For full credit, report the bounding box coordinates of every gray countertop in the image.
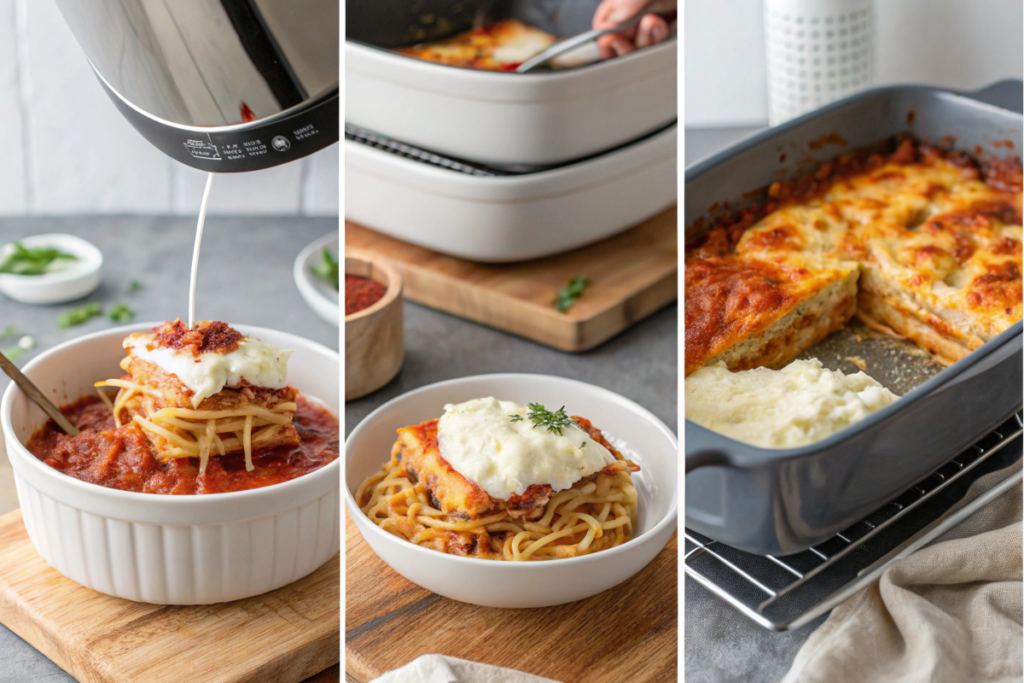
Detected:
[683,126,825,683]
[345,303,678,437]
[0,215,337,683]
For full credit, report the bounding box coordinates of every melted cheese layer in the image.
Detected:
[437,398,615,501]
[686,359,899,448]
[124,333,292,408]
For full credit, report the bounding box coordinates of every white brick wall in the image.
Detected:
[0,0,338,216]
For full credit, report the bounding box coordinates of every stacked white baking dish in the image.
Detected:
[344,1,678,263]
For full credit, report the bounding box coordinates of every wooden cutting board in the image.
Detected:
[0,509,340,683]
[345,208,678,352]
[345,512,678,682]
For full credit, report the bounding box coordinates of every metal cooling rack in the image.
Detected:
[345,120,679,177]
[344,124,503,176]
[685,410,1024,631]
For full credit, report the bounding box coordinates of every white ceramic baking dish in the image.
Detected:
[345,124,677,262]
[1,323,340,605]
[345,38,677,166]
[346,373,678,608]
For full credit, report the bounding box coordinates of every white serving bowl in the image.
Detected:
[345,373,678,608]
[294,232,340,327]
[1,323,340,605]
[0,233,103,304]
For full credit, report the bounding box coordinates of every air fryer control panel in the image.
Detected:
[100,82,339,173]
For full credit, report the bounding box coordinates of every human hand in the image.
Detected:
[593,0,675,59]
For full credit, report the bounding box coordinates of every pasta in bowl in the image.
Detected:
[346,374,677,608]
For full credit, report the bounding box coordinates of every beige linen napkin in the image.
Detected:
[370,655,561,683]
[783,466,1023,683]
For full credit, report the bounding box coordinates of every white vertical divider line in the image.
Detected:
[337,0,346,655]
[676,3,685,681]
[13,0,36,213]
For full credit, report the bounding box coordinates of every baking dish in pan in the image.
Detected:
[685,80,1023,556]
[345,123,677,263]
[346,0,676,166]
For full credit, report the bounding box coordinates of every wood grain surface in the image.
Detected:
[0,509,340,683]
[344,250,405,401]
[345,207,678,352]
[345,512,678,682]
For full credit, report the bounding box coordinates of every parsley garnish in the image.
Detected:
[554,276,587,312]
[509,403,577,436]
[57,302,102,329]
[310,248,339,290]
[129,280,142,291]
[108,303,134,324]
[0,327,35,361]
[0,242,77,276]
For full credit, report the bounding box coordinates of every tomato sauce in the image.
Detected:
[345,274,386,316]
[27,395,339,495]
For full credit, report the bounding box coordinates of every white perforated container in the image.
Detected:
[763,0,874,125]
[1,324,340,605]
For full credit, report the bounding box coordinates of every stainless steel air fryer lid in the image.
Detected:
[55,0,339,172]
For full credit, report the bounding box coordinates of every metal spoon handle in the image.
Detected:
[0,351,79,436]
[516,0,668,73]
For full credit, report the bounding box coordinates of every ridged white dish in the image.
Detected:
[345,373,678,608]
[1,323,340,605]
[345,124,677,263]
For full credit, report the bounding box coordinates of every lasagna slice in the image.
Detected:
[394,416,634,521]
[396,20,555,71]
[687,139,1022,372]
[99,321,299,472]
[684,252,859,376]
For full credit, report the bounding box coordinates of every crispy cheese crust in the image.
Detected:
[395,20,555,71]
[686,137,1023,373]
[396,416,628,520]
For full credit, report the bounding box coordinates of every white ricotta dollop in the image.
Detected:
[124,333,292,408]
[685,359,899,449]
[437,397,616,501]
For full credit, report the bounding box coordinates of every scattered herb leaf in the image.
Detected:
[57,302,102,329]
[129,280,142,292]
[108,303,134,324]
[510,403,577,436]
[310,248,339,290]
[581,442,586,448]
[0,242,77,276]
[0,326,16,343]
[1,335,35,362]
[554,276,588,312]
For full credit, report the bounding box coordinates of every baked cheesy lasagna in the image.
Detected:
[395,20,556,71]
[28,321,339,494]
[357,398,640,561]
[686,136,1023,376]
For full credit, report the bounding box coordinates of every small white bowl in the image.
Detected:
[294,233,340,327]
[0,233,103,304]
[1,323,340,605]
[345,373,678,608]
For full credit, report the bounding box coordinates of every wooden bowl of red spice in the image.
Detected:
[345,249,404,401]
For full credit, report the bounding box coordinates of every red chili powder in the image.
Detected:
[345,275,386,316]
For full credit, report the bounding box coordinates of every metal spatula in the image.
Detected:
[516,0,671,73]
